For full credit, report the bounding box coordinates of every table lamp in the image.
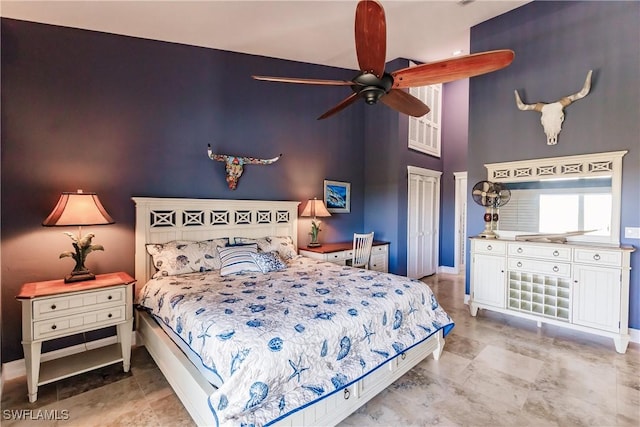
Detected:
[42,189,114,283]
[300,197,331,247]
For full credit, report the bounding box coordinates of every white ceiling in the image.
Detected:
[0,0,530,70]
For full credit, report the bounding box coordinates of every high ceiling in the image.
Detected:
[1,0,530,70]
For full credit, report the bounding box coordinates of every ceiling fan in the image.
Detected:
[252,0,515,120]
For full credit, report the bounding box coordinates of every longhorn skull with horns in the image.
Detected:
[515,70,592,145]
[207,145,282,190]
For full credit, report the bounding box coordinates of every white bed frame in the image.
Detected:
[133,197,445,426]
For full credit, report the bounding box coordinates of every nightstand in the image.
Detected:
[16,272,135,402]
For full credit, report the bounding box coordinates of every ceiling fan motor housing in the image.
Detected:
[352,73,393,104]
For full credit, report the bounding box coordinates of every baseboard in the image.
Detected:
[438,266,459,275]
[1,335,137,383]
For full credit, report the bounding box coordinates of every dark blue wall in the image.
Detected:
[467,1,640,329]
[1,19,369,362]
[440,79,469,268]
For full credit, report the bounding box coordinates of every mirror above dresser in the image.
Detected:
[485,151,627,245]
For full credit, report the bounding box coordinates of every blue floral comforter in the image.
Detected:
[137,256,454,426]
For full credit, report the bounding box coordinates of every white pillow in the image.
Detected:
[218,244,261,276]
[146,238,228,278]
[234,236,298,260]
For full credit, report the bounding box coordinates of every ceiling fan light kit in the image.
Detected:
[252,0,514,120]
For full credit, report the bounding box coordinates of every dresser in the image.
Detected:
[469,238,634,353]
[17,272,135,402]
[299,241,389,272]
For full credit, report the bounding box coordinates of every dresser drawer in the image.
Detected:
[33,305,126,340]
[473,240,506,255]
[508,243,571,261]
[508,258,571,278]
[574,248,622,267]
[33,287,126,320]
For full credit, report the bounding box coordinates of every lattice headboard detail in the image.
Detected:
[485,150,627,183]
[132,197,300,284]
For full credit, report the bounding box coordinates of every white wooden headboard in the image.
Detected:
[132,197,300,284]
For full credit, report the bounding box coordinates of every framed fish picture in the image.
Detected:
[323,180,350,213]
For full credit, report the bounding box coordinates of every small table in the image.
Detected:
[299,241,389,272]
[16,272,135,402]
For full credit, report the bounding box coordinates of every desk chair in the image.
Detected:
[352,232,374,269]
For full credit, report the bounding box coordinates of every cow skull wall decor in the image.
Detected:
[207,145,281,190]
[514,70,592,145]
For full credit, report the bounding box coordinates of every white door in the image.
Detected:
[454,172,467,273]
[407,166,441,279]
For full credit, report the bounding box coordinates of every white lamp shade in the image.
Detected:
[42,190,114,226]
[300,198,331,218]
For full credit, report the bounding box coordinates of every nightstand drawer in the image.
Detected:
[33,305,126,340]
[33,287,126,320]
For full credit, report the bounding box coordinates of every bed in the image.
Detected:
[133,197,454,426]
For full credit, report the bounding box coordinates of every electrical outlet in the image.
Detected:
[624,227,640,239]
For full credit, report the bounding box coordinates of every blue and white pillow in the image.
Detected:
[146,238,229,278]
[219,244,261,276]
[251,251,287,273]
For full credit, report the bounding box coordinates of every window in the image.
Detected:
[538,192,611,236]
[408,62,441,157]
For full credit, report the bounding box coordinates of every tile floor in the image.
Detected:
[2,273,638,426]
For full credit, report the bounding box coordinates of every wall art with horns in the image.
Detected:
[514,70,592,145]
[207,145,282,190]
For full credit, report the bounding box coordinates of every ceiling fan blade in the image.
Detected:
[252,76,355,86]
[380,89,430,117]
[355,0,387,78]
[318,93,360,120]
[391,50,515,88]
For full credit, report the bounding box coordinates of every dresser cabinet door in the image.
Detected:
[471,253,506,309]
[573,264,621,332]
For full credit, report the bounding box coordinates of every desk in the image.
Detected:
[299,241,389,272]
